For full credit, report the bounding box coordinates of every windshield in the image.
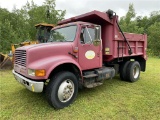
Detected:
[48,25,77,42]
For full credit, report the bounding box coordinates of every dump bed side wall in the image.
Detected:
[102,18,147,62]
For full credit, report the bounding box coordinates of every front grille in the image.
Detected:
[15,50,26,67]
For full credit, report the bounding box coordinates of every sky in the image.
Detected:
[0,0,159,18]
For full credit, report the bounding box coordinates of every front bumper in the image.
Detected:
[12,70,44,92]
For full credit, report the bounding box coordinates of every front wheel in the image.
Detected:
[46,71,78,109]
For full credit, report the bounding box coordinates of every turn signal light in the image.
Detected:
[73,47,78,53]
[35,70,46,77]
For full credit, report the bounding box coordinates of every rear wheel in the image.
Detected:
[46,71,78,109]
[119,61,130,81]
[126,61,141,82]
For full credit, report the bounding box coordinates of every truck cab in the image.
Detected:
[13,10,147,109]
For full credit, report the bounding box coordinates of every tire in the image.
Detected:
[46,71,78,109]
[126,61,141,82]
[119,61,130,81]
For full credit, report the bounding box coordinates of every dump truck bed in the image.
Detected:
[58,10,147,62]
[103,32,147,62]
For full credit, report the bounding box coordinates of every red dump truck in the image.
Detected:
[13,10,147,109]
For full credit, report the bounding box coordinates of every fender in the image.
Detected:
[28,55,82,79]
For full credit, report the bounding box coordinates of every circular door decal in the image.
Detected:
[85,50,95,59]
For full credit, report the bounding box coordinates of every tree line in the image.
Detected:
[0,1,159,57]
[0,0,65,53]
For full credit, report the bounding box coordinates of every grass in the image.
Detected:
[0,57,160,120]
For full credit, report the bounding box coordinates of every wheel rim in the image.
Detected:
[133,65,140,79]
[58,79,74,103]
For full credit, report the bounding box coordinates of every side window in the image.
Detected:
[80,27,95,44]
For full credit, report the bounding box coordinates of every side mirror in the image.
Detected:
[93,26,101,46]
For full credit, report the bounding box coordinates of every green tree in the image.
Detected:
[136,11,160,56]
[136,16,149,33]
[0,19,19,53]
[0,8,21,52]
[136,10,160,34]
[148,22,160,57]
[119,4,144,33]
[21,0,66,40]
[0,0,66,53]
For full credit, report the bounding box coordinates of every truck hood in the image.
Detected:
[16,42,73,67]
[17,42,71,51]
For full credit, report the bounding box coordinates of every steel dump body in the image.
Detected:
[58,10,147,62]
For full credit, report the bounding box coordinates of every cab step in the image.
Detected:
[84,82,103,88]
[83,73,98,78]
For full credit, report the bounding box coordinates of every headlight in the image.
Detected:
[28,69,46,77]
[28,69,35,76]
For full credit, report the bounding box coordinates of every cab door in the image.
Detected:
[78,25,102,70]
